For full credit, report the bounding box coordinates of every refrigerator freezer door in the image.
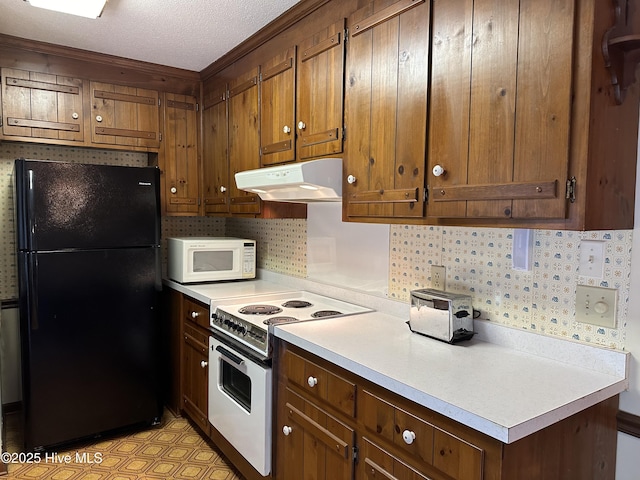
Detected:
[14,159,160,251]
[19,247,161,450]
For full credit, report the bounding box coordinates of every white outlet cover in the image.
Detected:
[575,285,617,328]
[578,240,605,278]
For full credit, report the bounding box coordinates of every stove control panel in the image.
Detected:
[211,309,268,356]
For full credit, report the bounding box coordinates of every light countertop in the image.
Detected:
[164,272,629,444]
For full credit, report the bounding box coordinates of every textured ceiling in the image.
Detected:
[0,0,300,71]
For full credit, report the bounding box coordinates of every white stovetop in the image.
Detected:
[164,272,629,444]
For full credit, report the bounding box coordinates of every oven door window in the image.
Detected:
[193,250,234,272]
[220,360,252,412]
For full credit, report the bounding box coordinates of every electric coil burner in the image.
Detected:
[210,291,373,358]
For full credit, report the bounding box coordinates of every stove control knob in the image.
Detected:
[238,325,247,335]
[307,376,318,388]
[402,430,416,445]
[282,425,292,436]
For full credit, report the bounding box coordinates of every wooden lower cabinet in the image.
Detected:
[180,297,210,436]
[274,341,619,480]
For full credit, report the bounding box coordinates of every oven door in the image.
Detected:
[208,335,272,476]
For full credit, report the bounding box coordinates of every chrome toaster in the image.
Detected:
[408,289,475,344]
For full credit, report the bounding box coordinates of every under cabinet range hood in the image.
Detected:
[234,158,342,202]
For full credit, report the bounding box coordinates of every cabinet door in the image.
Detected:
[90,81,160,148]
[345,0,430,220]
[279,388,355,480]
[163,93,199,215]
[202,84,230,214]
[297,19,345,160]
[1,68,83,142]
[428,0,574,220]
[228,68,261,215]
[182,322,209,434]
[260,47,296,166]
[361,437,433,480]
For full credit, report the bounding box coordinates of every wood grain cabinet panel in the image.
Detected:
[426,0,595,226]
[228,67,261,215]
[1,68,83,142]
[279,387,355,480]
[260,47,296,166]
[202,83,230,215]
[344,0,430,221]
[90,81,160,148]
[181,297,210,436]
[162,92,199,215]
[361,437,433,480]
[296,19,345,160]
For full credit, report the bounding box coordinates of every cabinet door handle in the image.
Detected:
[347,174,357,184]
[170,187,177,194]
[307,376,318,388]
[298,120,306,130]
[200,360,208,368]
[432,164,445,177]
[191,311,199,319]
[220,186,227,193]
[283,125,291,134]
[402,429,416,445]
[282,425,292,436]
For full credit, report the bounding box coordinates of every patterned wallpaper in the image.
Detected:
[0,143,633,349]
[388,226,631,349]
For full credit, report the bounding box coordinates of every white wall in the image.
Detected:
[615,117,640,479]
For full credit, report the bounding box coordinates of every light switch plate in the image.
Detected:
[431,265,446,290]
[578,240,605,278]
[575,285,617,328]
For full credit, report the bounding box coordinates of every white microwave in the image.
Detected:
[167,237,256,283]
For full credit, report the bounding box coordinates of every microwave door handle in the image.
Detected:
[215,345,245,366]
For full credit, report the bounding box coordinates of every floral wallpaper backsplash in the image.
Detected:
[387,225,632,349]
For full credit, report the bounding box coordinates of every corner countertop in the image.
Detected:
[163,271,629,445]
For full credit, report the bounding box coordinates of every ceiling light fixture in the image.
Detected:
[26,0,108,18]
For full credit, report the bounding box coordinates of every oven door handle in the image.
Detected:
[215,345,245,366]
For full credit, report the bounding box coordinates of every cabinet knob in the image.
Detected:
[307,376,318,388]
[297,121,306,130]
[282,425,292,436]
[220,186,227,193]
[95,115,103,123]
[347,174,357,184]
[72,112,79,120]
[402,430,416,445]
[170,187,177,194]
[432,164,445,177]
[283,125,291,134]
[191,311,199,319]
[200,360,208,368]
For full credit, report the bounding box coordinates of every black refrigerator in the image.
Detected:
[14,158,163,451]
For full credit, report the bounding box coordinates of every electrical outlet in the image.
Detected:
[431,265,446,291]
[575,285,617,328]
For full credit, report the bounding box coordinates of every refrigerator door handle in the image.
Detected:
[26,169,37,250]
[27,253,39,330]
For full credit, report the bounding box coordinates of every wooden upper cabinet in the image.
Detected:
[297,19,346,160]
[260,47,296,166]
[344,0,430,221]
[428,0,574,220]
[202,83,230,215]
[162,92,199,215]
[90,81,160,149]
[228,67,261,215]
[1,68,83,142]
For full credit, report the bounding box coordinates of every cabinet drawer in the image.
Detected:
[183,323,208,352]
[432,428,483,480]
[184,297,209,329]
[362,437,433,480]
[285,350,356,417]
[362,390,434,466]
